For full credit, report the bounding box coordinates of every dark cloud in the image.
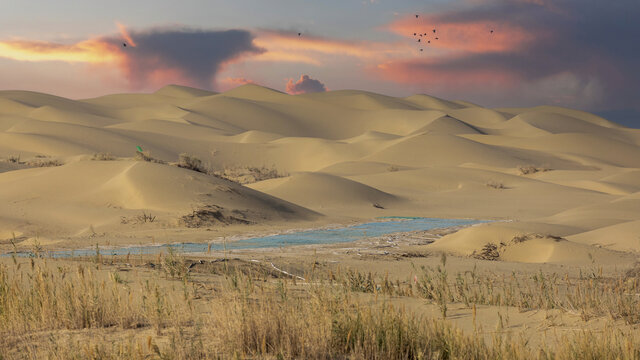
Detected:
[107,28,264,90]
[285,75,327,94]
[388,0,640,110]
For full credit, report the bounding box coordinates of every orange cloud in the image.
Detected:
[285,74,327,94]
[0,39,122,63]
[116,22,137,47]
[217,76,258,91]
[220,77,256,86]
[0,27,262,91]
[252,31,411,65]
[387,15,537,53]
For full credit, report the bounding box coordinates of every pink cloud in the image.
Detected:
[386,14,538,54]
[285,75,327,94]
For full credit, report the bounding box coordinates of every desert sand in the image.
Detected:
[2,84,640,358]
[1,84,639,266]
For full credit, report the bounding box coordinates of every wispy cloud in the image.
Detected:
[252,30,411,65]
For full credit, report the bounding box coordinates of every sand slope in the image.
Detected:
[0,84,638,265]
[0,160,316,245]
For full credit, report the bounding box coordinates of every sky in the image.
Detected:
[0,0,639,125]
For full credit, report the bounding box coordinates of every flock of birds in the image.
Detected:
[412,14,437,52]
[411,14,494,53]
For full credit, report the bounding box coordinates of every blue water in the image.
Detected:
[4,217,484,258]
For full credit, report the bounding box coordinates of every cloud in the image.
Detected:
[386,14,536,54]
[0,26,264,90]
[285,75,327,94]
[252,30,411,65]
[106,27,264,89]
[217,76,258,91]
[116,22,137,47]
[0,39,120,63]
[376,0,640,110]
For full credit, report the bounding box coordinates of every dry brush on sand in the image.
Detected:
[2,253,640,359]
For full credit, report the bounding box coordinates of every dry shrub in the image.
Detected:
[91,152,116,161]
[135,150,165,164]
[485,180,506,189]
[180,206,251,228]
[518,164,550,175]
[120,211,156,225]
[26,159,63,168]
[214,165,287,184]
[177,153,206,173]
[474,243,500,260]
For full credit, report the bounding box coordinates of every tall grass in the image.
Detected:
[1,256,640,359]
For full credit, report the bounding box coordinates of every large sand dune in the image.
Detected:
[0,84,638,265]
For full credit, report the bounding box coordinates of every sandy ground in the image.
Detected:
[0,83,639,269]
[1,84,639,356]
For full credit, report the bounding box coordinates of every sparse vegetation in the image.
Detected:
[120,211,156,224]
[214,165,288,184]
[471,233,564,260]
[26,158,63,167]
[1,155,63,167]
[3,254,640,359]
[474,242,500,260]
[2,253,640,359]
[135,150,166,164]
[485,180,506,189]
[91,152,116,161]
[180,205,251,227]
[518,164,550,175]
[176,153,206,173]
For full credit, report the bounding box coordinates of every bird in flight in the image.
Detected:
[490,29,494,34]
[122,43,127,47]
[415,14,419,18]
[298,32,301,36]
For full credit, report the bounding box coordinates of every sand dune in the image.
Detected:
[248,172,400,216]
[0,84,638,266]
[0,160,316,244]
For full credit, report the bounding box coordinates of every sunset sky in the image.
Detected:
[1,0,638,124]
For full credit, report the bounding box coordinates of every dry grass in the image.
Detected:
[91,152,116,161]
[485,180,506,189]
[120,212,156,225]
[25,159,63,168]
[5,155,21,163]
[134,150,166,164]
[518,164,550,175]
[176,153,206,173]
[0,155,62,168]
[213,165,287,184]
[2,254,640,359]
